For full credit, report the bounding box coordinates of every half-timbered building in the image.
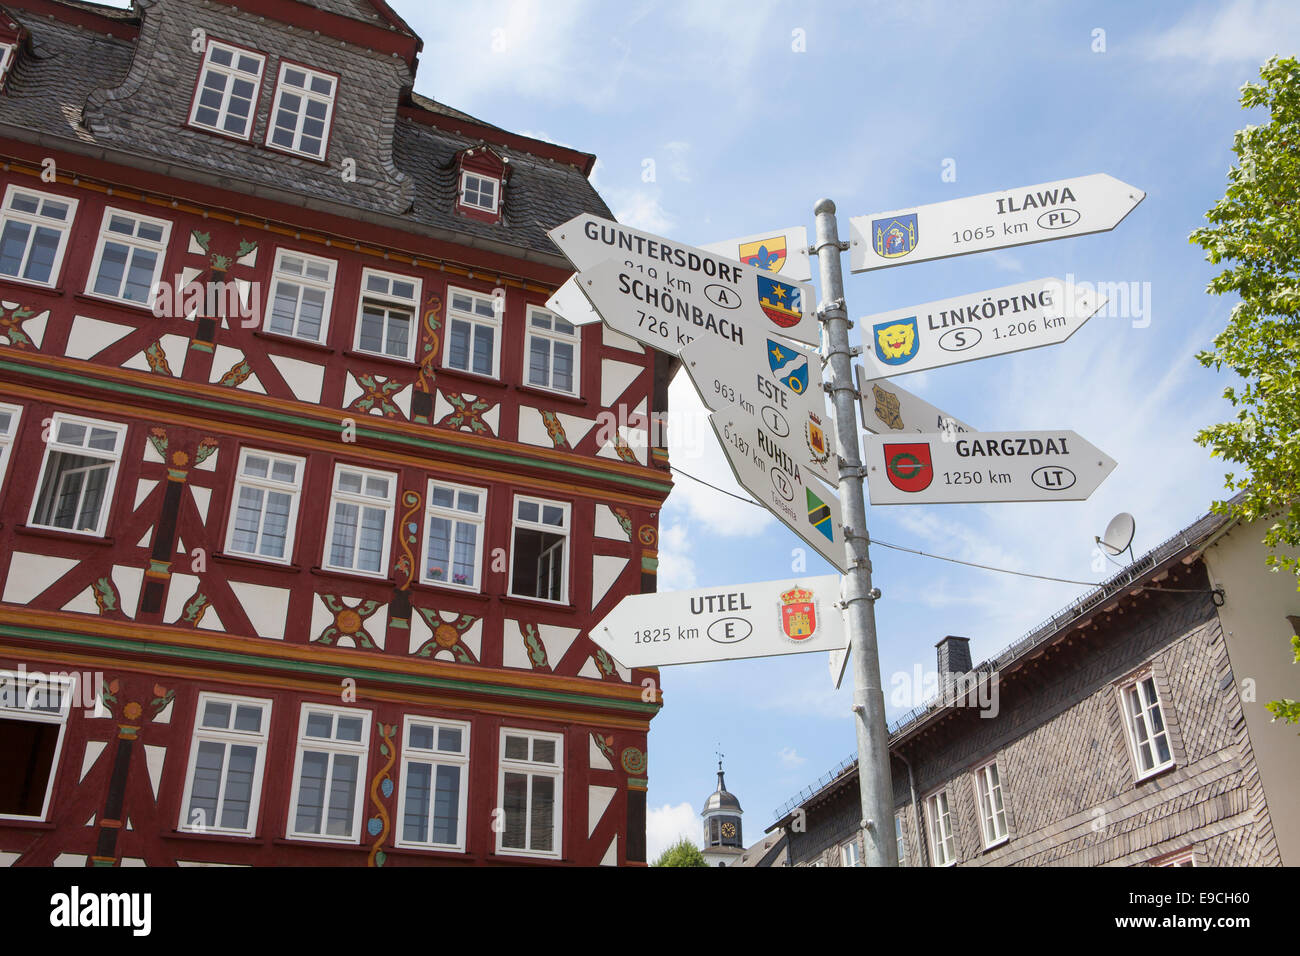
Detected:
[0,0,670,866]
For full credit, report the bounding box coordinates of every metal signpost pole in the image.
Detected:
[812,198,897,867]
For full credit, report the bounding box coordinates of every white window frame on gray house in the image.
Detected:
[459,171,498,212]
[396,716,471,853]
[974,759,1009,849]
[322,463,395,578]
[354,268,420,363]
[286,703,371,844]
[265,61,337,160]
[524,305,580,396]
[925,789,957,867]
[224,448,305,564]
[0,671,73,822]
[443,287,501,379]
[189,39,265,140]
[496,727,563,860]
[1119,671,1176,780]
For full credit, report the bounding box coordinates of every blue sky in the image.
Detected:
[91,0,1296,857]
[397,0,1300,858]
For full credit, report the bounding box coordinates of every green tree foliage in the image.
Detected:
[1191,56,1300,726]
[652,837,709,867]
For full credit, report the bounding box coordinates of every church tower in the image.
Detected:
[701,759,744,867]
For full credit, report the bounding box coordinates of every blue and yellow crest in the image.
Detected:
[767,339,809,394]
[872,213,918,259]
[873,316,920,366]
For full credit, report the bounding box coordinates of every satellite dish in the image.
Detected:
[1096,512,1136,559]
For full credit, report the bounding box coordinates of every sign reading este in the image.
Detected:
[682,333,838,484]
[591,574,846,668]
[848,174,1146,273]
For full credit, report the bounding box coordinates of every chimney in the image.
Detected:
[935,635,972,683]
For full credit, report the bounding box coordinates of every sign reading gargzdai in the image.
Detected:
[710,410,849,573]
[857,278,1106,379]
[848,173,1145,273]
[864,430,1117,505]
[682,332,838,484]
[700,226,812,282]
[549,213,822,349]
[855,365,975,437]
[591,575,845,668]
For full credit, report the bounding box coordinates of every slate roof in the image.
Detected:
[0,0,611,264]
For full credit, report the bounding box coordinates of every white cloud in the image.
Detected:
[777,746,806,768]
[609,189,675,234]
[664,371,773,538]
[663,141,692,183]
[1146,0,1300,64]
[646,801,701,862]
[658,523,699,591]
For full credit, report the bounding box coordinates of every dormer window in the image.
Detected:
[266,62,337,160]
[0,42,16,87]
[190,39,265,140]
[459,171,498,213]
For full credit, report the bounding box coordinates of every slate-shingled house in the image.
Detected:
[767,501,1298,867]
[0,0,671,866]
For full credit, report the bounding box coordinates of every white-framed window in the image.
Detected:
[397,717,470,852]
[444,287,501,379]
[178,693,272,837]
[459,171,498,212]
[189,39,265,140]
[422,480,486,590]
[355,269,420,362]
[266,62,337,160]
[323,464,395,577]
[287,703,370,843]
[0,670,73,821]
[0,185,77,287]
[895,813,907,866]
[86,207,172,307]
[525,306,579,396]
[974,760,1009,848]
[840,840,861,867]
[28,413,126,537]
[265,248,335,343]
[496,728,563,859]
[0,42,16,81]
[225,448,305,563]
[925,790,957,867]
[1156,849,1196,867]
[0,402,21,493]
[1120,673,1175,779]
[508,495,570,603]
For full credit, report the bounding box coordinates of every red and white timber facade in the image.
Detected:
[0,0,670,866]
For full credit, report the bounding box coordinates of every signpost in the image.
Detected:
[857,278,1107,379]
[863,429,1117,505]
[591,575,845,668]
[848,173,1145,273]
[709,410,848,574]
[855,366,975,436]
[681,332,839,485]
[550,213,822,349]
[545,275,603,326]
[701,226,812,282]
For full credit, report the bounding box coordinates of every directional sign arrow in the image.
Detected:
[855,365,975,437]
[549,213,822,349]
[857,278,1106,379]
[709,410,849,573]
[682,333,839,485]
[700,226,812,282]
[849,173,1145,272]
[591,575,846,668]
[864,430,1117,505]
[544,275,602,326]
